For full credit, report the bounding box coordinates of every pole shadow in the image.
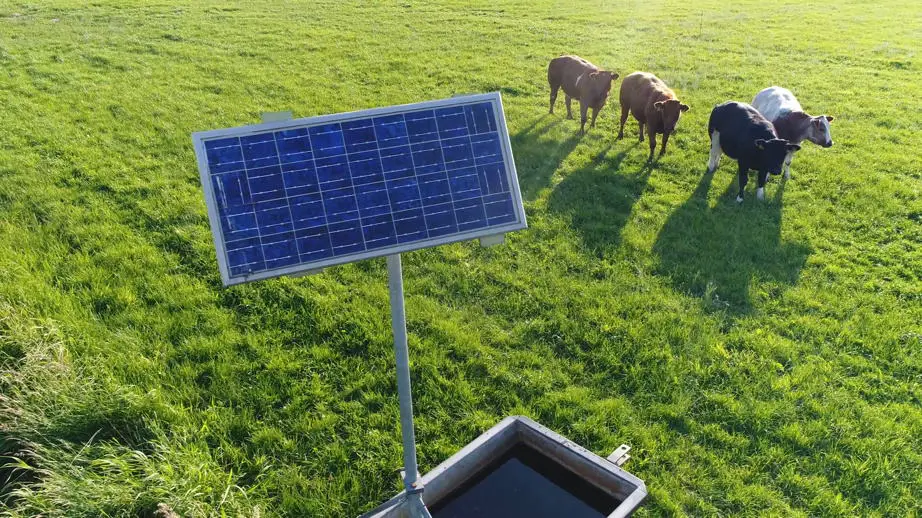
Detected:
[545,142,648,254]
[510,113,584,201]
[652,170,811,314]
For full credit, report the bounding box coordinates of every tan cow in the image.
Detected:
[617,72,689,160]
[547,55,619,134]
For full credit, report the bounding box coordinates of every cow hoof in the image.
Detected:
[736,195,744,204]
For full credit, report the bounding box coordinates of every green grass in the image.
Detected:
[1,0,921,516]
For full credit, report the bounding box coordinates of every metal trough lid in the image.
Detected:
[362,415,648,518]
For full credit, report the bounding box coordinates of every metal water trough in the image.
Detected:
[362,416,647,517]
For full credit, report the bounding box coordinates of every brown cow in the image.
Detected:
[617,72,689,160]
[547,55,619,134]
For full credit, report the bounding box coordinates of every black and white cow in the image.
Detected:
[706,101,801,203]
[752,86,834,178]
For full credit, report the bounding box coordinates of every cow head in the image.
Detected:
[755,138,801,175]
[588,70,619,99]
[653,99,690,134]
[808,115,834,147]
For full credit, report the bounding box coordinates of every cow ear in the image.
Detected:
[653,101,665,111]
[787,143,802,152]
[825,115,834,122]
[679,103,690,112]
[754,139,766,150]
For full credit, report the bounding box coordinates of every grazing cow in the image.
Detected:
[617,72,689,160]
[707,102,801,203]
[548,55,619,134]
[752,86,834,178]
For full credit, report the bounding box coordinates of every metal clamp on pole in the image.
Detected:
[607,444,632,467]
[479,234,505,247]
[260,111,293,123]
[399,469,425,493]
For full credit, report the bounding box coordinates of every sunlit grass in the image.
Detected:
[1,1,921,516]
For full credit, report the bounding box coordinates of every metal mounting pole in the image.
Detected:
[386,254,432,518]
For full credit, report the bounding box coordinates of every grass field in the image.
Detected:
[1,1,921,516]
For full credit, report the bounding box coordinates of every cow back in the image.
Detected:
[709,102,777,159]
[548,55,600,93]
[752,86,803,123]
[620,72,674,111]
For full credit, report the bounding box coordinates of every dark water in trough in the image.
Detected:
[429,444,621,518]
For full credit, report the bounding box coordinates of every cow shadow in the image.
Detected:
[653,170,811,314]
[510,113,583,200]
[545,142,647,254]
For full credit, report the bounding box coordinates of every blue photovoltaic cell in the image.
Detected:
[200,100,521,281]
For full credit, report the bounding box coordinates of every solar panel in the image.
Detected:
[192,92,527,286]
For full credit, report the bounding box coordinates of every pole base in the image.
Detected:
[362,493,432,518]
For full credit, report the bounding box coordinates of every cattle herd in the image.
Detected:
[547,55,835,202]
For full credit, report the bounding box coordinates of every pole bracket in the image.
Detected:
[607,444,632,467]
[260,111,293,123]
[479,234,505,247]
[400,469,425,494]
[289,267,324,278]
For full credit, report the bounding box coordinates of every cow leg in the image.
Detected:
[638,121,645,142]
[565,95,573,119]
[549,84,560,114]
[590,106,599,129]
[756,170,769,200]
[736,164,748,203]
[659,131,670,157]
[647,131,656,161]
[783,150,794,179]
[707,130,721,173]
[579,100,589,134]
[617,104,629,140]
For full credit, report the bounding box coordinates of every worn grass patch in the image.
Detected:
[1,0,921,516]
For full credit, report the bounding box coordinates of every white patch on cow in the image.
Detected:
[785,150,795,179]
[707,130,721,173]
[757,187,765,200]
[574,72,585,89]
[736,195,744,203]
[752,86,802,122]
